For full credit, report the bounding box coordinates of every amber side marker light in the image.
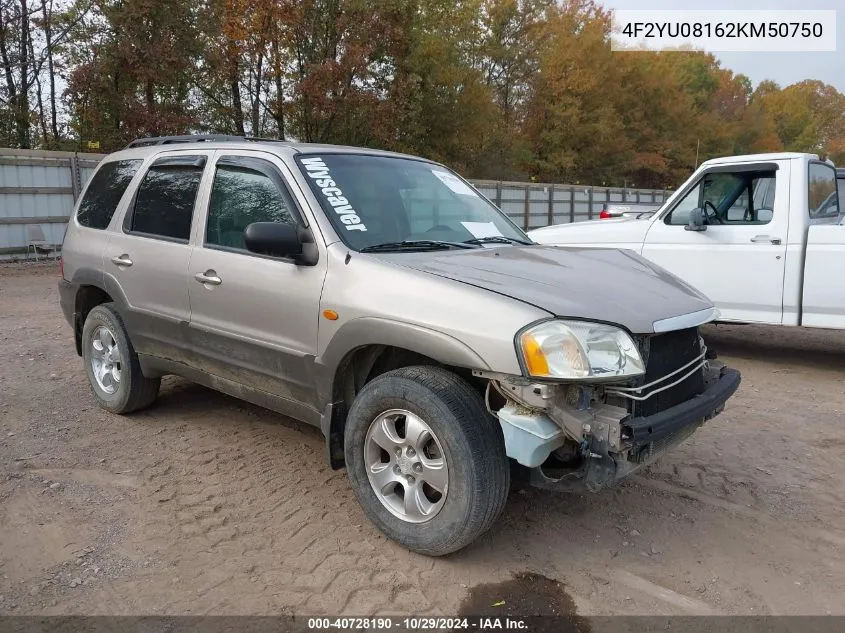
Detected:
[322,309,339,321]
[520,332,550,376]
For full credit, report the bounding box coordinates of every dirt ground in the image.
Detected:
[1,261,844,617]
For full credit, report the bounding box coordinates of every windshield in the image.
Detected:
[295,153,529,250]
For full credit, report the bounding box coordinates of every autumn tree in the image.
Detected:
[65,0,202,148]
[755,80,845,164]
[3,0,844,183]
[521,1,630,184]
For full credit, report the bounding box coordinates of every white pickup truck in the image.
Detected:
[529,153,845,329]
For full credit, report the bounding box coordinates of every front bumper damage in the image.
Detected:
[475,359,741,493]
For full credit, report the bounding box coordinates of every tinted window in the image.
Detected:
[129,157,205,241]
[295,154,527,250]
[206,159,296,250]
[666,171,775,226]
[77,160,141,229]
[809,163,839,220]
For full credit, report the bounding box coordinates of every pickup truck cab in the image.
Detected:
[530,153,844,329]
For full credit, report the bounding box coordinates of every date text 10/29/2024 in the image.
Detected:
[307,617,530,630]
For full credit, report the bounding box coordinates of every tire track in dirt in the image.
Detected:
[127,393,438,614]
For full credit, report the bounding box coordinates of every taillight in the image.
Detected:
[58,257,64,279]
[599,210,611,219]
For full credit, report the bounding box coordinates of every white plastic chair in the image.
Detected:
[26,225,56,260]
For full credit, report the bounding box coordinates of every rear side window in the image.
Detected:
[76,160,142,229]
[127,156,206,241]
[808,162,838,220]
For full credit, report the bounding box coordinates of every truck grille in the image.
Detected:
[631,327,705,417]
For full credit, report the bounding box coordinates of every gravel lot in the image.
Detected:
[1,262,844,616]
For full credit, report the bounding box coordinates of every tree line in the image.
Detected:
[1,0,843,188]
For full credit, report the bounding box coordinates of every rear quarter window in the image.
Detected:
[76,160,142,229]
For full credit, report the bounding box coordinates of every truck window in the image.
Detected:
[665,170,776,226]
[809,163,839,220]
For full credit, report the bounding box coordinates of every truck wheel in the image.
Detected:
[81,303,160,414]
[344,366,510,555]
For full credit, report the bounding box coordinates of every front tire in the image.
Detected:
[81,303,160,414]
[344,366,509,555]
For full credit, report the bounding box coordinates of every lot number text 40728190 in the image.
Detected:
[307,616,530,630]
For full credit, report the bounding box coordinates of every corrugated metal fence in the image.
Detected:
[472,180,670,231]
[0,149,104,257]
[0,148,671,258]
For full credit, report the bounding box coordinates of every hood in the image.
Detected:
[376,246,713,334]
[529,217,653,246]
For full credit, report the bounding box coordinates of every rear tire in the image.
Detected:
[81,303,160,414]
[344,366,509,555]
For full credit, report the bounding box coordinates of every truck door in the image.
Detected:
[642,161,789,324]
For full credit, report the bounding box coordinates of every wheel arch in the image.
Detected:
[317,318,490,469]
[70,269,131,356]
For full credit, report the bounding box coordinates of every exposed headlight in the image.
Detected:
[517,320,645,380]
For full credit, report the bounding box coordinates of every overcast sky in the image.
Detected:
[600,0,844,92]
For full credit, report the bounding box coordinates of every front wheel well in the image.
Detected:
[325,345,483,469]
[74,285,113,355]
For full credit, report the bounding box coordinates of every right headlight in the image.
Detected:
[517,319,645,380]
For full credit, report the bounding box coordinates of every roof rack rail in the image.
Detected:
[124,134,287,149]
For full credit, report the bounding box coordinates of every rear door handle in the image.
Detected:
[194,270,222,286]
[750,235,781,245]
[111,254,133,267]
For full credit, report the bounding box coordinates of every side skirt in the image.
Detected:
[137,354,323,429]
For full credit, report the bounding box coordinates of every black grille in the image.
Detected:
[632,327,704,417]
[628,422,699,464]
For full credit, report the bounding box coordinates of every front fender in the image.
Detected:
[314,316,490,406]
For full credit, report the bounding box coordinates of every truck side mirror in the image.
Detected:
[685,208,707,232]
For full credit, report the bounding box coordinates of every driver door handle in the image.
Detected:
[750,235,781,245]
[194,270,222,286]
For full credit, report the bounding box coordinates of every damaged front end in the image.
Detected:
[476,327,741,492]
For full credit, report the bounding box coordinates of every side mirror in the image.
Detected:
[243,222,318,265]
[685,208,707,232]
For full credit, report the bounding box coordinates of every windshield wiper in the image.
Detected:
[463,236,534,246]
[359,240,478,253]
